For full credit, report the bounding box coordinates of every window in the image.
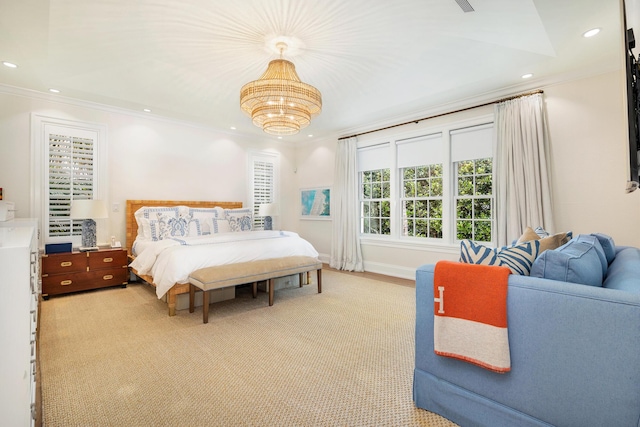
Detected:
[397,133,443,239]
[48,133,95,238]
[358,143,390,235]
[32,116,107,246]
[401,164,443,238]
[451,124,494,243]
[249,152,278,230]
[455,158,493,241]
[357,120,494,245]
[361,169,391,234]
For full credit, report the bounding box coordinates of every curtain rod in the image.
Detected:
[338,89,544,140]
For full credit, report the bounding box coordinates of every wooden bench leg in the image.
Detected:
[189,284,196,313]
[252,281,258,298]
[269,278,274,306]
[203,289,210,324]
[299,272,304,288]
[317,269,322,293]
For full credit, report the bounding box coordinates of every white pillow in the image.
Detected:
[206,217,231,234]
[189,207,226,234]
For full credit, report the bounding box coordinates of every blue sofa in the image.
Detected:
[413,235,640,427]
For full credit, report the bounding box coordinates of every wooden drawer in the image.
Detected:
[42,267,127,295]
[42,273,89,295]
[86,268,128,288]
[88,249,127,270]
[42,252,86,275]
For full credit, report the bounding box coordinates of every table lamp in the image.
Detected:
[258,203,279,231]
[70,199,108,251]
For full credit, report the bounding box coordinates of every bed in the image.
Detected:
[125,199,320,316]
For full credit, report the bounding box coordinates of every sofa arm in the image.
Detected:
[415,264,640,427]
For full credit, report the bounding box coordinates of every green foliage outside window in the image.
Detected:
[361,169,391,235]
[455,158,493,242]
[401,164,443,239]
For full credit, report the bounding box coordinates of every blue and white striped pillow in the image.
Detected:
[460,239,540,275]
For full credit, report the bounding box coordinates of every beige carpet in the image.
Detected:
[39,269,458,427]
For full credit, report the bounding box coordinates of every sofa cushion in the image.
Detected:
[602,247,640,293]
[460,239,539,275]
[517,227,571,254]
[574,234,607,276]
[530,239,604,287]
[590,233,616,264]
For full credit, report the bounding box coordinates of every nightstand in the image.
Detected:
[41,248,128,299]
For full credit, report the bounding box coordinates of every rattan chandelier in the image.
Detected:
[240,42,322,136]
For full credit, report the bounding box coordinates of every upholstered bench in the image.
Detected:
[188,256,322,323]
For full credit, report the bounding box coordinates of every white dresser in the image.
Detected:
[0,225,39,426]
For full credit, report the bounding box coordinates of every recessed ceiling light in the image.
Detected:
[230,126,236,130]
[2,61,18,68]
[521,73,534,79]
[143,108,152,113]
[48,88,60,93]
[308,134,313,137]
[583,28,601,38]
[277,136,283,139]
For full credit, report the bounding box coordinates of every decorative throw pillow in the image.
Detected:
[517,226,571,255]
[134,206,180,240]
[590,233,616,264]
[188,218,202,236]
[530,239,604,287]
[188,207,225,234]
[157,213,189,239]
[225,208,253,232]
[460,239,540,275]
[206,217,231,234]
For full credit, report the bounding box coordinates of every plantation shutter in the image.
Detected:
[252,155,277,229]
[46,129,97,239]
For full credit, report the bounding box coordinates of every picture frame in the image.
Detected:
[300,187,331,220]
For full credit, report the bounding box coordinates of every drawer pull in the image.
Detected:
[103,257,113,263]
[103,274,114,280]
[60,261,72,267]
[60,280,72,286]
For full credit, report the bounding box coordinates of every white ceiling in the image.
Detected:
[0,0,627,142]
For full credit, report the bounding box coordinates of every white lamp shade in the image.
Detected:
[69,199,108,219]
[258,203,279,216]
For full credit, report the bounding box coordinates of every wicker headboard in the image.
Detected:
[125,199,243,256]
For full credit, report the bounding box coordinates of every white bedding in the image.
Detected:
[129,230,319,298]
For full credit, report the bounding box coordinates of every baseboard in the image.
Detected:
[362,260,416,280]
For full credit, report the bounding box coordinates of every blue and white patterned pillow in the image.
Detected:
[460,239,540,275]
[188,218,202,236]
[189,207,225,235]
[208,218,231,234]
[225,208,253,232]
[134,206,180,240]
[157,213,189,239]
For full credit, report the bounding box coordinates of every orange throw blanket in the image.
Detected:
[434,260,512,373]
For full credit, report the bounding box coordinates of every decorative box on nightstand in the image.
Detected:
[41,248,128,299]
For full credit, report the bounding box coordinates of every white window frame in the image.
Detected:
[357,114,495,248]
[31,115,108,247]
[248,151,279,230]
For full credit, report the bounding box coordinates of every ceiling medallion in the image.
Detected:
[240,42,322,136]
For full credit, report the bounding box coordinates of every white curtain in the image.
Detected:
[330,137,364,271]
[494,93,554,246]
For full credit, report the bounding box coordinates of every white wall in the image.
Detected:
[2,69,639,279]
[0,90,297,247]
[295,69,640,279]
